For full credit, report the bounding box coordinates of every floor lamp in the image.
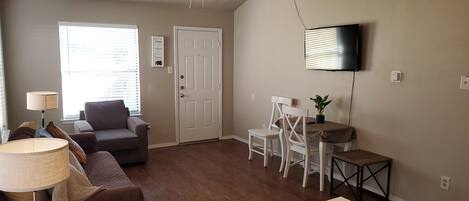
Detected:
[26,91,58,128]
[0,138,69,201]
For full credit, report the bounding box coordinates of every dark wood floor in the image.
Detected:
[123,140,379,201]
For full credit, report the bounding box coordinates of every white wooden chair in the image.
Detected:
[248,96,293,168]
[281,105,312,187]
[281,105,351,190]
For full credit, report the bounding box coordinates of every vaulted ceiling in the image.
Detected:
[116,0,246,11]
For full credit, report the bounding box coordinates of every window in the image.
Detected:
[59,22,140,120]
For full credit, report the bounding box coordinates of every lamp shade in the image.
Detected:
[26,91,58,111]
[0,138,69,192]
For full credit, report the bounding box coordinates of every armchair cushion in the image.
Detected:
[84,100,128,130]
[94,129,140,152]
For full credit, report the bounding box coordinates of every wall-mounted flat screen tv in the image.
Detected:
[305,24,360,71]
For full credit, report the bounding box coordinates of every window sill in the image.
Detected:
[61,113,143,125]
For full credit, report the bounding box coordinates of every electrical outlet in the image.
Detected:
[460,75,469,90]
[440,176,450,190]
[250,93,255,101]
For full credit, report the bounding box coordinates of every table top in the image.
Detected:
[0,138,68,155]
[276,117,356,143]
[332,149,392,167]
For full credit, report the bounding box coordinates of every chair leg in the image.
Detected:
[263,138,268,167]
[302,153,310,188]
[319,141,325,191]
[342,142,352,185]
[248,134,253,161]
[326,153,332,182]
[283,150,291,178]
[279,140,285,173]
[268,139,274,157]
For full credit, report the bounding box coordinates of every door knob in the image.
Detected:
[180,93,185,98]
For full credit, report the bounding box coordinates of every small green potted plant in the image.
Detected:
[310,95,332,123]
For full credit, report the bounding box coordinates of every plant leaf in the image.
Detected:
[316,95,322,102]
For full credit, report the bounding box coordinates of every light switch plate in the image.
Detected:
[440,176,450,190]
[460,75,469,90]
[391,71,402,82]
[167,66,172,74]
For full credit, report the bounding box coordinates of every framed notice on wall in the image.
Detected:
[152,36,164,67]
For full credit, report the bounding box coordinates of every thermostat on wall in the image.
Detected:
[152,36,164,67]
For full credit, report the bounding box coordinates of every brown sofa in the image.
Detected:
[0,133,143,201]
[74,100,149,165]
[70,133,144,201]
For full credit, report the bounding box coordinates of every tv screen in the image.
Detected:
[305,24,360,71]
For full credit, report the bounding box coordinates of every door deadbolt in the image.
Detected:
[180,86,185,90]
[180,75,184,79]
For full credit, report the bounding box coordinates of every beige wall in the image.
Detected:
[234,0,469,200]
[1,0,234,145]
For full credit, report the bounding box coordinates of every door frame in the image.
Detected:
[173,26,223,144]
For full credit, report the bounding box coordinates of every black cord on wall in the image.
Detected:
[293,0,307,30]
[293,0,356,126]
[347,71,356,126]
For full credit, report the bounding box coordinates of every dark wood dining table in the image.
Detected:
[275,117,356,143]
[275,117,356,191]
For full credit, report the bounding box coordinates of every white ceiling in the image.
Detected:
[117,0,246,11]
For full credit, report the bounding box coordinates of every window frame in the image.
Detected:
[58,21,141,121]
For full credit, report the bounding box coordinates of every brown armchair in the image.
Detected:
[73,100,149,165]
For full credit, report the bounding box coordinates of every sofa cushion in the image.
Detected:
[0,192,8,201]
[46,122,87,164]
[84,100,128,130]
[8,127,35,141]
[83,151,134,189]
[94,129,140,152]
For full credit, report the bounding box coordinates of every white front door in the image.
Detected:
[175,27,222,143]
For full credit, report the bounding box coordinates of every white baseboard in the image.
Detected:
[226,134,406,201]
[220,135,247,143]
[150,136,240,149]
[148,142,178,149]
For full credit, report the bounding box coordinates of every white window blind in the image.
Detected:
[59,22,141,120]
[0,22,8,127]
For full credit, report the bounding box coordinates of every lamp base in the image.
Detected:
[41,110,45,128]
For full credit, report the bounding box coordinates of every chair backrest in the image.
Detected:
[268,96,293,129]
[83,100,129,130]
[79,108,130,120]
[282,105,308,148]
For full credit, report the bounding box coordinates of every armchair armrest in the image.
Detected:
[127,117,149,138]
[74,120,94,133]
[69,133,97,154]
